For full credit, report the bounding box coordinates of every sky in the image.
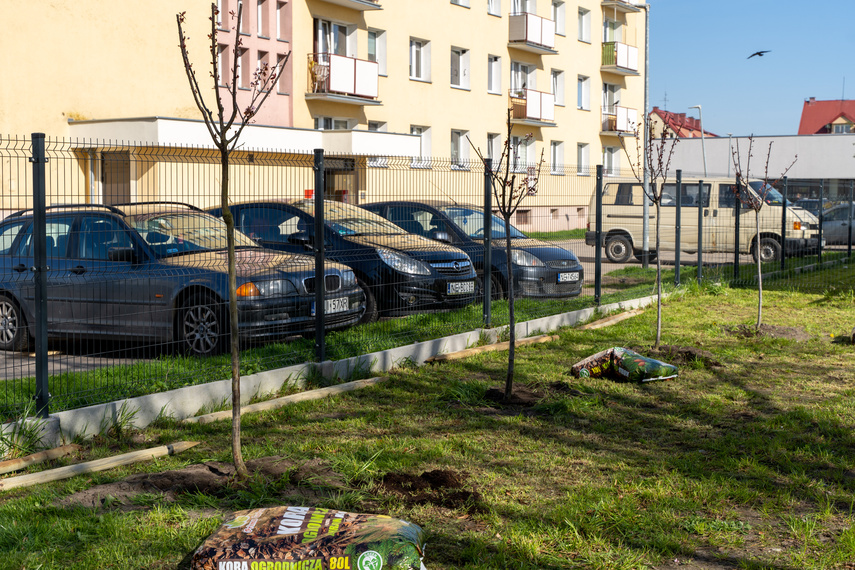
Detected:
[647,0,855,137]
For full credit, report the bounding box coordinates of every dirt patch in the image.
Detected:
[379,469,484,512]
[632,345,724,368]
[53,456,343,511]
[484,384,543,406]
[724,324,812,341]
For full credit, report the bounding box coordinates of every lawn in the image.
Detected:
[1,281,855,569]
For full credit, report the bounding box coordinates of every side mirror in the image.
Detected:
[430,230,452,244]
[108,247,138,264]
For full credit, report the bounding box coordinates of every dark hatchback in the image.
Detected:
[362,201,584,299]
[208,200,477,322]
[0,203,364,356]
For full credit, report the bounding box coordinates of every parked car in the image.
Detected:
[207,200,478,323]
[361,200,584,299]
[0,203,364,355]
[821,203,855,245]
[793,198,832,218]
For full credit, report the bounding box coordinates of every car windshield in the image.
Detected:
[289,199,406,236]
[127,212,258,258]
[439,206,527,240]
[748,181,784,205]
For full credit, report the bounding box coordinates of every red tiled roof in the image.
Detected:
[798,98,855,134]
[651,107,717,138]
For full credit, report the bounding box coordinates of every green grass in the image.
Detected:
[526,228,586,241]
[2,283,855,569]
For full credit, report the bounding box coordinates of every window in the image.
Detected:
[487,133,501,162]
[603,146,619,176]
[257,0,269,37]
[550,141,563,174]
[238,0,249,34]
[488,0,500,16]
[410,38,431,81]
[551,69,564,106]
[603,82,620,112]
[552,1,565,35]
[510,135,531,171]
[217,0,227,29]
[577,143,589,175]
[315,19,348,56]
[218,44,229,86]
[257,51,269,90]
[451,0,470,6]
[367,29,386,75]
[834,123,852,134]
[450,47,469,89]
[451,130,469,168]
[511,61,534,95]
[237,48,249,88]
[487,55,501,94]
[276,1,287,40]
[78,217,133,261]
[516,210,531,225]
[577,75,590,110]
[603,19,621,42]
[276,53,288,92]
[578,7,590,42]
[512,0,533,14]
[314,117,350,130]
[411,125,431,167]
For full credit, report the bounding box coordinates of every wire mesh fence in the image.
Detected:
[1,135,852,419]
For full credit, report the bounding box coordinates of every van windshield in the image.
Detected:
[749,181,784,205]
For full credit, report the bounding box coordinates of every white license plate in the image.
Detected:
[447,280,475,295]
[312,297,349,316]
[558,272,580,283]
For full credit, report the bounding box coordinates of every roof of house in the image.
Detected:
[798,98,855,134]
[650,107,717,138]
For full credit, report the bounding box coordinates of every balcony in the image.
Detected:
[508,13,557,55]
[306,54,381,106]
[601,105,638,135]
[601,42,639,75]
[318,0,382,10]
[510,89,556,127]
[601,0,641,13]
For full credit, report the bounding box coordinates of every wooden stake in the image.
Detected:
[0,444,81,475]
[579,308,644,330]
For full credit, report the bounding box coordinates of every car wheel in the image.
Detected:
[605,235,633,263]
[178,293,227,356]
[0,295,29,352]
[358,280,378,324]
[489,272,505,300]
[753,237,781,263]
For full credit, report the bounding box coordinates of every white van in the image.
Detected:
[585,178,822,263]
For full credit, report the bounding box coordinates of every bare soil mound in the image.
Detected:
[632,345,724,368]
[379,469,483,512]
[724,324,811,341]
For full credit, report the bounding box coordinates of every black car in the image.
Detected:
[362,200,584,299]
[0,203,364,356]
[208,200,477,322]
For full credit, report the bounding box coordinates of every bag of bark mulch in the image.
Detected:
[191,506,427,570]
[571,347,678,383]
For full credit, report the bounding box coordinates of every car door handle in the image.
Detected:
[13,264,27,273]
[70,266,87,275]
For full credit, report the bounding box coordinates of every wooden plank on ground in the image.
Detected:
[579,308,644,331]
[0,444,81,475]
[426,334,559,363]
[0,441,199,492]
[182,376,389,425]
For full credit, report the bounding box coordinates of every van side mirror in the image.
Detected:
[430,230,452,244]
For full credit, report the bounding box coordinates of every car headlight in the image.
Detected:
[511,249,545,267]
[237,279,298,298]
[377,248,431,275]
[341,269,357,289]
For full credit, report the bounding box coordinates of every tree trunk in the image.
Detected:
[503,215,515,400]
[755,212,763,329]
[220,149,247,480]
[654,202,662,348]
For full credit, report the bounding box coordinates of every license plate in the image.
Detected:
[312,297,349,316]
[447,280,475,295]
[558,272,580,283]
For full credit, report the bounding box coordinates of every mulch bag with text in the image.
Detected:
[191,506,427,570]
[571,347,678,383]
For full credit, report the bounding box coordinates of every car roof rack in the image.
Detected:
[112,201,205,213]
[7,203,125,218]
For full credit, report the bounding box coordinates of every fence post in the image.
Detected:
[781,176,787,272]
[674,170,682,286]
[30,133,49,418]
[818,179,824,265]
[483,158,492,328]
[594,165,603,305]
[697,179,704,284]
[733,176,741,282]
[313,149,326,363]
[848,179,853,259]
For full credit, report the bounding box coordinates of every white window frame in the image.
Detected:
[552,1,565,35]
[603,146,620,176]
[368,29,387,76]
[578,7,591,43]
[276,1,287,40]
[577,143,590,175]
[512,0,534,14]
[450,47,470,89]
[510,135,531,172]
[550,141,563,175]
[487,55,501,94]
[237,47,249,89]
[451,130,470,169]
[551,69,564,106]
[487,133,501,163]
[833,123,851,134]
[314,116,351,130]
[410,38,431,82]
[577,75,590,110]
[488,0,501,16]
[257,0,269,37]
[218,44,229,86]
[603,82,620,110]
[276,52,288,93]
[603,18,622,43]
[411,125,432,168]
[316,19,351,57]
[511,61,534,95]
[451,0,470,6]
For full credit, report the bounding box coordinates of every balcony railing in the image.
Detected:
[601,105,638,133]
[510,89,555,123]
[508,13,556,53]
[307,53,379,101]
[602,42,639,74]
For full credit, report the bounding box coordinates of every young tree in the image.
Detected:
[177,4,290,479]
[620,115,678,349]
[470,108,544,400]
[731,137,796,329]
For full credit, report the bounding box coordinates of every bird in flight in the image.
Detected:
[748,50,770,59]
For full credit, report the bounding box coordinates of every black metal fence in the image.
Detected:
[1,135,852,419]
